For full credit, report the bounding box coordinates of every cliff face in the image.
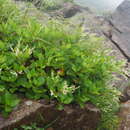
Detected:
[109,1,130,129]
[110,0,130,61]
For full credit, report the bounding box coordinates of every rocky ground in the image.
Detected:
[0,100,100,130]
[0,0,130,129]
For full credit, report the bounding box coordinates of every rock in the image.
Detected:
[25,100,33,106]
[126,88,130,97]
[118,100,130,130]
[50,2,82,18]
[85,103,100,113]
[110,0,130,61]
[0,100,100,130]
[0,100,44,129]
[46,128,54,130]
[119,81,130,102]
[54,104,100,130]
[60,2,82,18]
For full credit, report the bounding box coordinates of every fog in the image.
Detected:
[75,0,124,12]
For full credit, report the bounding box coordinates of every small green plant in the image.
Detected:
[0,0,19,23]
[0,90,19,116]
[42,0,74,10]
[95,87,121,130]
[21,123,44,130]
[14,123,44,130]
[0,0,126,129]
[14,117,59,130]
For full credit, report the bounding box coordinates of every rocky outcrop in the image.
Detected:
[48,2,91,18]
[109,0,130,61]
[56,2,82,18]
[101,0,130,96]
[15,0,90,18]
[0,100,100,130]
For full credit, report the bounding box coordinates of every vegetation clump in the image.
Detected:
[0,0,125,129]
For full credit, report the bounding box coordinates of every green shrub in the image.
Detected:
[20,123,44,130]
[40,0,63,10]
[0,0,125,129]
[95,87,120,130]
[0,0,19,23]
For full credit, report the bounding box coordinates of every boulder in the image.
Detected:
[60,2,82,18]
[110,0,130,61]
[49,2,83,18]
[0,100,100,130]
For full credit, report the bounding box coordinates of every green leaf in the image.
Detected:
[33,76,45,86]
[0,85,5,92]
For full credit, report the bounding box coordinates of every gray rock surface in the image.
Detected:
[118,100,130,130]
[59,2,82,18]
[0,100,100,130]
[110,0,130,61]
